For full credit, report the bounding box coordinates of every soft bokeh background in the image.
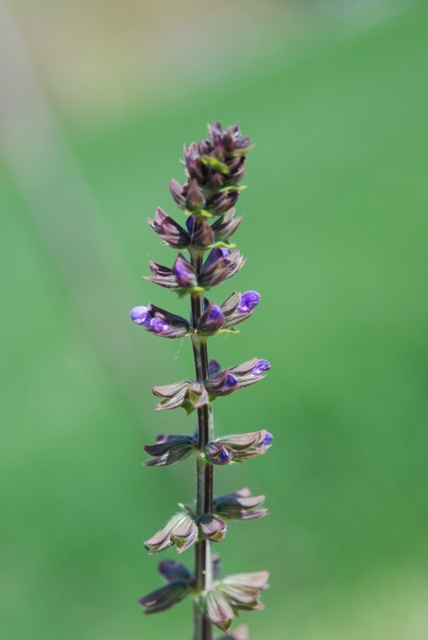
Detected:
[1,1,427,638]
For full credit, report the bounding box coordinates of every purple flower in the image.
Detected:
[130,306,151,326]
[252,359,271,376]
[237,291,260,314]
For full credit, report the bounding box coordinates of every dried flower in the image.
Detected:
[145,512,227,554]
[139,581,191,615]
[151,381,209,413]
[204,571,269,632]
[143,434,195,467]
[213,488,268,521]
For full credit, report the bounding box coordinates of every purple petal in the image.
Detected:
[150,318,169,334]
[218,448,232,464]
[208,305,224,322]
[130,306,150,326]
[237,291,260,313]
[225,373,238,389]
[173,259,195,288]
[252,359,271,376]
[259,431,273,446]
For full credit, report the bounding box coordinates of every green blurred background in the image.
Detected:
[1,0,428,638]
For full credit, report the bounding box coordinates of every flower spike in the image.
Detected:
[132,124,271,638]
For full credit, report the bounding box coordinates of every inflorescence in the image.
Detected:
[130,122,271,639]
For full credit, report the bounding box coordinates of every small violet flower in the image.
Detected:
[252,359,271,376]
[237,291,260,314]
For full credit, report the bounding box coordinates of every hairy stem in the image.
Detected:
[190,251,213,640]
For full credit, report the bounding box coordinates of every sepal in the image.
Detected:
[213,488,268,521]
[199,248,245,289]
[152,381,208,412]
[158,559,192,583]
[145,513,199,554]
[210,208,243,245]
[143,434,195,467]
[199,301,225,335]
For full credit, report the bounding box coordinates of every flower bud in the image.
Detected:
[199,248,244,289]
[148,207,190,249]
[199,302,225,335]
[205,370,238,397]
[187,217,215,248]
[173,254,198,289]
[185,178,206,211]
[169,178,186,208]
[237,291,260,313]
[207,190,239,216]
[198,514,227,542]
[210,208,243,243]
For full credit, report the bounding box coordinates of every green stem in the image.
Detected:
[190,252,213,640]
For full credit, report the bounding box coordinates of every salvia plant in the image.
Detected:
[130,123,272,640]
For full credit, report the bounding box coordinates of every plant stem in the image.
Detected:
[190,251,213,640]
